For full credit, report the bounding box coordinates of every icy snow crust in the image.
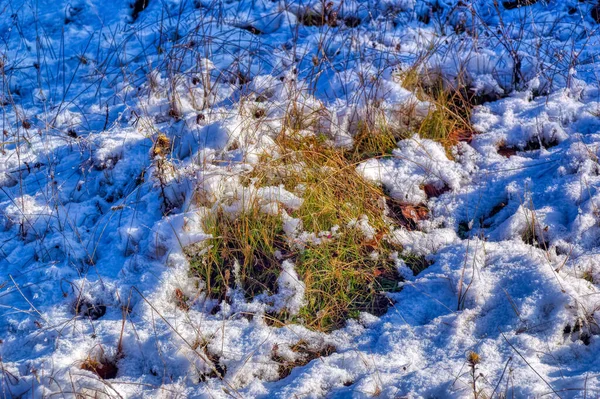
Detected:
[1,0,600,397]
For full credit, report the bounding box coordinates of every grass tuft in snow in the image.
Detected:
[345,118,407,163]
[272,134,388,233]
[402,253,432,275]
[187,134,409,332]
[295,227,402,331]
[521,207,549,250]
[401,68,476,151]
[192,205,286,302]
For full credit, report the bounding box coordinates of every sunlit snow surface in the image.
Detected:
[1,0,600,397]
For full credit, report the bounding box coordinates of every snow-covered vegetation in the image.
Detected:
[1,0,600,397]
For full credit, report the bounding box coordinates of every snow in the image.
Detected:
[1,0,600,397]
[359,136,467,204]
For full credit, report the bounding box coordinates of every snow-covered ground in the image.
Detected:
[1,0,600,397]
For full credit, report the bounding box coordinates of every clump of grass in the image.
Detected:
[282,101,327,134]
[271,134,387,233]
[259,134,405,330]
[399,67,422,94]
[521,208,548,249]
[399,67,475,151]
[418,83,474,149]
[186,133,411,332]
[187,205,286,302]
[345,118,406,163]
[296,228,402,330]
